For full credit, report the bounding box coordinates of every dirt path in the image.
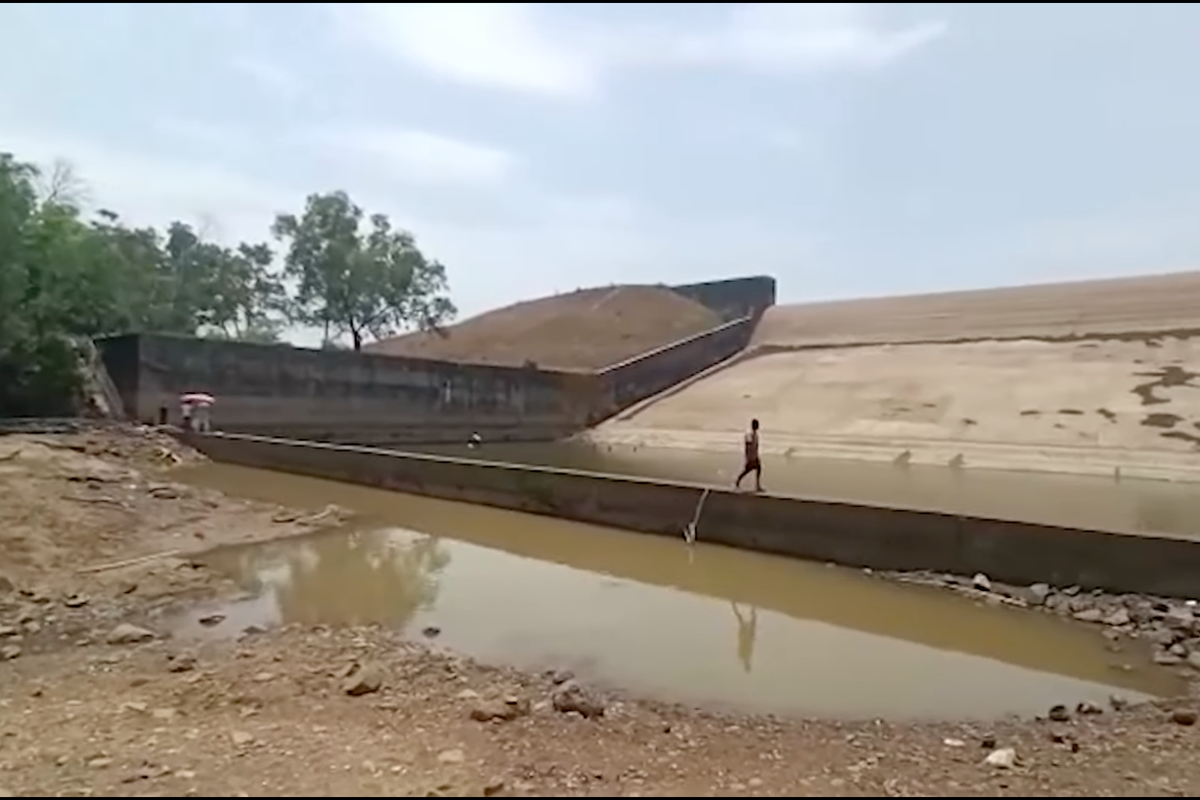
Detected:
[3,425,1200,797]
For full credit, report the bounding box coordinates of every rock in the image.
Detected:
[1048,704,1071,722]
[230,730,255,746]
[1109,694,1129,711]
[972,573,991,592]
[551,681,605,719]
[1076,701,1103,715]
[342,662,383,696]
[422,626,441,638]
[549,669,574,685]
[0,644,21,661]
[0,574,14,594]
[943,738,966,747]
[470,697,530,722]
[0,625,18,638]
[482,780,506,797]
[166,654,197,673]
[437,748,465,765]
[1102,608,1131,627]
[1154,650,1184,666]
[105,623,156,645]
[1072,608,1104,623]
[983,748,1016,768]
[1188,652,1200,671]
[87,756,113,769]
[1027,583,1051,605]
[198,614,225,627]
[63,594,88,608]
[1170,709,1197,726]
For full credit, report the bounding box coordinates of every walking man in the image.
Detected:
[734,418,763,493]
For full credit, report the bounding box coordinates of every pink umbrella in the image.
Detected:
[179,392,215,407]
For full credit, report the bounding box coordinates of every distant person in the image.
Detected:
[734,418,762,493]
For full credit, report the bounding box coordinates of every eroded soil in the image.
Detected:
[3,425,1200,797]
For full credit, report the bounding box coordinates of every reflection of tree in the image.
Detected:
[731,602,758,674]
[237,528,450,628]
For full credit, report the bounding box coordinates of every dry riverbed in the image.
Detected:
[3,425,1200,797]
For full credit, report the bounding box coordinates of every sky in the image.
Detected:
[3,3,1200,344]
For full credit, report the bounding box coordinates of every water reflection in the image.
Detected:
[177,463,1187,720]
[731,602,758,674]
[220,528,450,629]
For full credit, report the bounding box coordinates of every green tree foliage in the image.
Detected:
[0,152,456,415]
[272,191,456,351]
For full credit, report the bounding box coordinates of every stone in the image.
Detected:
[1076,701,1103,715]
[1048,704,1070,722]
[166,654,197,673]
[1072,608,1104,623]
[551,681,606,719]
[105,623,156,645]
[1188,652,1200,671]
[437,748,465,765]
[972,573,991,592]
[1170,709,1197,726]
[0,625,18,638]
[230,731,255,746]
[1102,608,1131,627]
[342,662,383,696]
[1027,583,1051,605]
[0,644,21,661]
[63,594,88,608]
[470,697,530,723]
[983,748,1016,768]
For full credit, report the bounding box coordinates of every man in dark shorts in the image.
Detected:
[734,418,762,492]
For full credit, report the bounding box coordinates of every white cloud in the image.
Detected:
[329,3,595,99]
[329,3,947,99]
[692,4,948,74]
[227,55,301,98]
[317,127,516,187]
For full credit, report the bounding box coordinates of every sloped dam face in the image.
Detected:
[174,463,1181,722]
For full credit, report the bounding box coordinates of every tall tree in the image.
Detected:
[272,191,456,351]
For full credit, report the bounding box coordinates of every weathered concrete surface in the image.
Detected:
[754,269,1200,348]
[98,316,761,443]
[98,333,593,444]
[189,432,1200,599]
[670,276,777,323]
[589,336,1200,481]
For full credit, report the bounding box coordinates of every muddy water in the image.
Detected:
[177,463,1182,721]
[411,441,1200,537]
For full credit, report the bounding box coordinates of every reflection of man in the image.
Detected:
[731,602,758,674]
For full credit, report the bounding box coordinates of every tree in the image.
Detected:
[272,191,456,351]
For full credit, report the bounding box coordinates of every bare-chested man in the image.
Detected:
[734,418,762,493]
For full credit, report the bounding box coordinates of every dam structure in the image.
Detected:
[97,270,1200,484]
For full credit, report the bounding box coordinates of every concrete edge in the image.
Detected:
[186,432,1200,599]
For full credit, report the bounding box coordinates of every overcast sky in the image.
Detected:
[3,3,1199,340]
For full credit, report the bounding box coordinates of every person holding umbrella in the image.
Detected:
[179,392,216,432]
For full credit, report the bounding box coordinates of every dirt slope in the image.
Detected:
[755,269,1200,348]
[366,285,722,371]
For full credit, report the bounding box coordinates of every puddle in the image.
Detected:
[176,463,1183,721]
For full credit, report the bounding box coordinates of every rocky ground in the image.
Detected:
[4,425,1200,797]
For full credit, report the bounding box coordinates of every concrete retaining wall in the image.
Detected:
[670,276,777,322]
[588,316,756,424]
[189,432,1200,599]
[96,318,761,444]
[99,333,594,444]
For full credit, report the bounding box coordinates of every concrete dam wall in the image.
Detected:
[188,432,1200,600]
[97,274,773,445]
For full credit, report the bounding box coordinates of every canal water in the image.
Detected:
[408,440,1200,537]
[175,463,1182,721]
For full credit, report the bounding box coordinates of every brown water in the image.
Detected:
[176,463,1182,721]
[410,440,1200,537]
